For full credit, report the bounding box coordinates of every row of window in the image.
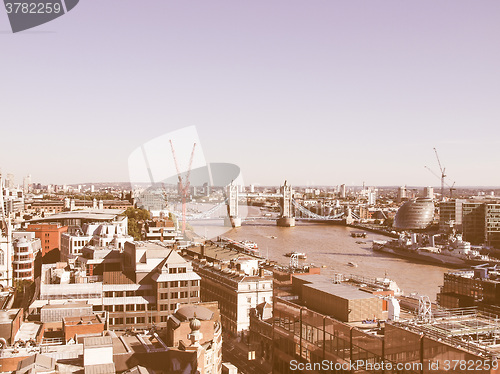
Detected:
[110,315,168,325]
[104,304,154,312]
[168,267,187,274]
[158,280,199,288]
[159,291,198,299]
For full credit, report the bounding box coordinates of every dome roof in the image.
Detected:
[394,198,434,230]
[176,305,213,321]
[189,317,201,331]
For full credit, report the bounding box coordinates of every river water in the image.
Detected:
[222,222,450,301]
[187,203,449,300]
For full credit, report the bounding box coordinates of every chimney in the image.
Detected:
[160,228,164,242]
[200,245,205,258]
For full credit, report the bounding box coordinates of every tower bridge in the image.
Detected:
[224,180,347,227]
[171,181,350,227]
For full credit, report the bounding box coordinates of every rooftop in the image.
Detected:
[303,283,378,300]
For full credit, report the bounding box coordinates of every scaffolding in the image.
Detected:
[398,307,500,360]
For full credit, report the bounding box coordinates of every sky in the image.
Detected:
[1,1,499,187]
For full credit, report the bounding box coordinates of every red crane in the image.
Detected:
[169,140,196,233]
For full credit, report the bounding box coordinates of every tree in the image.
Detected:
[123,207,150,240]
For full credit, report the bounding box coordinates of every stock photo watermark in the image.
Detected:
[3,0,79,33]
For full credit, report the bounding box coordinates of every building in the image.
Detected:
[272,273,500,374]
[393,197,434,230]
[165,303,222,374]
[2,188,24,218]
[143,217,180,242]
[192,258,273,336]
[61,222,133,262]
[12,232,41,282]
[293,275,383,322]
[31,241,201,331]
[423,186,434,199]
[182,240,273,336]
[439,199,464,232]
[437,266,500,312]
[26,223,68,261]
[462,200,500,248]
[22,175,32,194]
[27,199,132,216]
[0,223,13,288]
[135,190,167,211]
[396,185,407,203]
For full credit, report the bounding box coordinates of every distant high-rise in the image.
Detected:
[367,191,377,206]
[424,186,434,199]
[6,173,15,189]
[340,184,346,198]
[397,186,407,203]
[23,174,32,194]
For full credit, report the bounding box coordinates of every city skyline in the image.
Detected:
[1,1,500,186]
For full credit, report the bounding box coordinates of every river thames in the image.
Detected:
[221,221,450,301]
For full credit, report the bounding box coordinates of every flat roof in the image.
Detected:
[84,363,116,374]
[303,283,377,300]
[29,209,125,222]
[292,274,333,284]
[84,336,113,348]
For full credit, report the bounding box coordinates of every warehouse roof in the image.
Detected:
[303,283,377,300]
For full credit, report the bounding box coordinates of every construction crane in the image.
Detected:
[424,147,454,200]
[169,140,196,234]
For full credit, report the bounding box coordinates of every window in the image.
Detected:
[126,291,134,297]
[170,281,179,288]
[190,291,198,298]
[149,316,156,323]
[180,291,188,298]
[136,317,145,323]
[191,280,199,287]
[136,304,145,311]
[180,281,188,287]
[170,292,178,299]
[169,268,177,274]
[126,317,134,324]
[115,305,124,312]
[170,304,176,310]
[178,267,187,273]
[126,304,134,311]
[115,318,123,325]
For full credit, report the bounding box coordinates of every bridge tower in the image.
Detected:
[225,183,241,228]
[277,180,295,227]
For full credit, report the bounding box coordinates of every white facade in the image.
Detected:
[61,222,133,261]
[12,231,41,282]
[236,278,273,332]
[0,175,13,287]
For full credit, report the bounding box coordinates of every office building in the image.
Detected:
[12,231,41,282]
[439,199,463,232]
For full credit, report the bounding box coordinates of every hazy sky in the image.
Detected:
[1,1,499,187]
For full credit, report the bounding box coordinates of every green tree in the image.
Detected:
[123,207,151,240]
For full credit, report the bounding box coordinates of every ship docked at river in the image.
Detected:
[373,233,500,268]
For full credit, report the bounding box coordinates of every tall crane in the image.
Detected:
[424,147,453,201]
[169,140,196,234]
